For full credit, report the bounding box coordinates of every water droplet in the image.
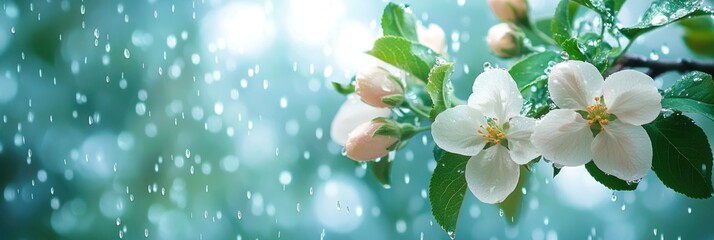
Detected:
[498,209,504,216]
[650,14,668,26]
[661,44,670,55]
[482,62,492,70]
[687,207,692,214]
[649,50,660,61]
[611,192,617,201]
[279,97,288,108]
[123,49,131,59]
[560,51,569,60]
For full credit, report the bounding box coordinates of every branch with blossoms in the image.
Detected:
[330,0,714,238]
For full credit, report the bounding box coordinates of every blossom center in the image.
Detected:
[585,97,612,130]
[477,118,506,144]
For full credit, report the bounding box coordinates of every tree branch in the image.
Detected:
[613,55,714,78]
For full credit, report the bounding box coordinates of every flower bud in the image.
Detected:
[418,23,447,55]
[486,23,522,58]
[355,65,404,108]
[330,94,391,145]
[345,120,399,161]
[487,0,528,22]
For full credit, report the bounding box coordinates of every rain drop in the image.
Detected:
[650,14,668,26]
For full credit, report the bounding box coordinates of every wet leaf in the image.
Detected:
[585,161,638,191]
[644,114,714,198]
[429,150,469,238]
[381,2,419,41]
[370,155,393,187]
[662,71,714,121]
[509,50,561,91]
[367,36,438,82]
[426,63,454,120]
[620,0,714,39]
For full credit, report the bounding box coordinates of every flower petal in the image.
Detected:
[505,116,539,164]
[548,61,604,110]
[467,68,523,120]
[591,121,652,181]
[330,94,391,145]
[603,70,662,126]
[531,109,594,166]
[432,105,488,156]
[465,145,520,204]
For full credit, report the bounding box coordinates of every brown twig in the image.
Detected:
[613,55,714,78]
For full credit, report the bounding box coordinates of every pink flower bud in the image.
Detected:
[418,23,447,55]
[487,0,528,22]
[355,66,403,108]
[330,94,390,145]
[486,23,522,58]
[345,121,399,161]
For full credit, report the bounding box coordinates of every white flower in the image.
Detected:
[417,23,447,55]
[486,23,522,58]
[432,69,538,204]
[355,65,404,108]
[531,61,662,181]
[344,120,399,161]
[330,94,390,145]
[487,0,528,22]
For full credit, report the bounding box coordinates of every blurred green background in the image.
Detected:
[0,0,713,239]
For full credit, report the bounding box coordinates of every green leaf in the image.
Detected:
[367,36,438,82]
[620,0,714,39]
[662,71,714,121]
[561,38,587,61]
[373,122,401,138]
[679,16,714,57]
[381,2,419,41]
[497,167,529,224]
[381,94,405,107]
[429,151,469,238]
[426,63,455,120]
[644,114,714,198]
[509,51,561,91]
[553,165,562,177]
[332,80,355,95]
[370,155,393,187]
[585,161,638,191]
[535,18,554,38]
[551,0,587,60]
[571,0,625,16]
[552,0,575,46]
[683,30,714,57]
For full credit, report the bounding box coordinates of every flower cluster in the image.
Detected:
[331,23,446,161]
[330,0,714,236]
[334,60,661,203]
